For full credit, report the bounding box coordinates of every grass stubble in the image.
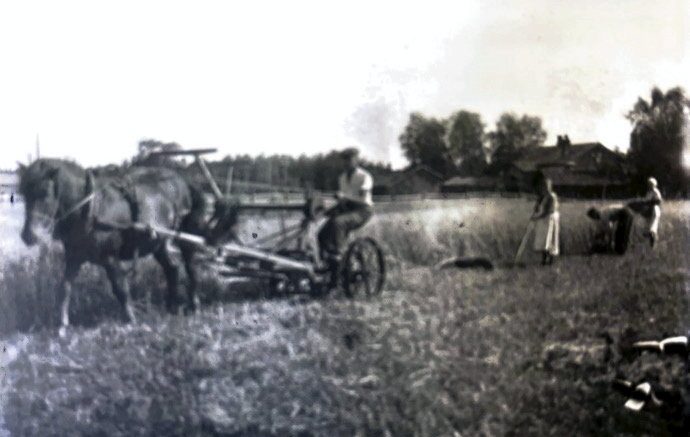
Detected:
[1,199,688,436]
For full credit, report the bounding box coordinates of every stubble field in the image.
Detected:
[1,197,689,436]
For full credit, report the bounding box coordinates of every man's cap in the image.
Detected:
[647,177,658,187]
[340,147,360,159]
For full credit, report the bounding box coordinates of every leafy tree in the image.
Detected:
[627,86,690,195]
[445,110,487,176]
[487,113,547,174]
[399,113,451,176]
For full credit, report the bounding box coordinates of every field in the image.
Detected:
[1,198,689,436]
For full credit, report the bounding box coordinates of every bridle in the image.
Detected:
[27,172,96,229]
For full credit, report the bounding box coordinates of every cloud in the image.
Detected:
[548,69,609,115]
[344,97,403,164]
[0,0,688,167]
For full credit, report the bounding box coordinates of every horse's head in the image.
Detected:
[18,159,90,246]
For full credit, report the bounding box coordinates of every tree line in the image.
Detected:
[399,111,547,178]
[401,85,690,195]
[126,141,393,194]
[117,85,689,196]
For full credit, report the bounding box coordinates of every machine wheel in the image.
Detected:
[341,237,386,298]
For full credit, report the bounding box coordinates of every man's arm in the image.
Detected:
[358,172,373,201]
[531,195,555,220]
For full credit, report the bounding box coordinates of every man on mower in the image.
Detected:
[318,147,374,272]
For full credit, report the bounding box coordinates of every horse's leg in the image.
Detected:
[153,245,181,314]
[181,244,200,314]
[103,259,136,323]
[58,257,82,337]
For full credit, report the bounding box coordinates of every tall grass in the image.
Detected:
[1,200,688,435]
[369,198,601,266]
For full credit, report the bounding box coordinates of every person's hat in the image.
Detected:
[647,177,657,187]
[340,147,360,159]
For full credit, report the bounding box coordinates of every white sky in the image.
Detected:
[0,0,688,169]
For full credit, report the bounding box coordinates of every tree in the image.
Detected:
[487,113,547,174]
[627,86,690,195]
[399,113,451,176]
[445,110,486,176]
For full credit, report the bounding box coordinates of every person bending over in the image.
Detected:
[586,205,634,255]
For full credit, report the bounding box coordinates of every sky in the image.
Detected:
[0,0,688,169]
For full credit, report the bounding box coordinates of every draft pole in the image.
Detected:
[196,156,222,199]
[279,160,287,235]
[225,164,234,195]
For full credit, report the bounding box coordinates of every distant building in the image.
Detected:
[441,176,498,194]
[0,170,18,194]
[0,170,19,202]
[372,164,444,195]
[505,136,631,198]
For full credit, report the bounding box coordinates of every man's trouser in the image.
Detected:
[318,201,373,258]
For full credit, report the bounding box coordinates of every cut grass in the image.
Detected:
[1,199,688,436]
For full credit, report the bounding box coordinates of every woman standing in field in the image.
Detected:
[532,177,559,265]
[642,177,662,247]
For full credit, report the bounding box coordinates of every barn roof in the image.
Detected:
[405,164,445,181]
[513,142,612,172]
[540,167,627,186]
[443,176,497,188]
[372,164,445,187]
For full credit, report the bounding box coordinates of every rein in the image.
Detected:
[55,192,96,223]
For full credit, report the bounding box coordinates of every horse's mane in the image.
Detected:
[21,159,207,210]
[19,159,85,193]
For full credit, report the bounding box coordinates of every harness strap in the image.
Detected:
[56,192,96,223]
[112,176,139,223]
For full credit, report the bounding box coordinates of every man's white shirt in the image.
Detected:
[338,167,373,206]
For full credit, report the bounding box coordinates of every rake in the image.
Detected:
[513,220,534,265]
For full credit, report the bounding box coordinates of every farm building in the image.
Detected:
[0,170,18,198]
[372,164,444,195]
[504,136,631,198]
[441,176,498,194]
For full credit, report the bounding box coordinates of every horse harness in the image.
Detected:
[91,175,141,232]
[54,172,139,231]
[60,170,199,244]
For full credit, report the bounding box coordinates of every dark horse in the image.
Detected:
[19,159,208,334]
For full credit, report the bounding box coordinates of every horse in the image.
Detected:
[19,158,209,334]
